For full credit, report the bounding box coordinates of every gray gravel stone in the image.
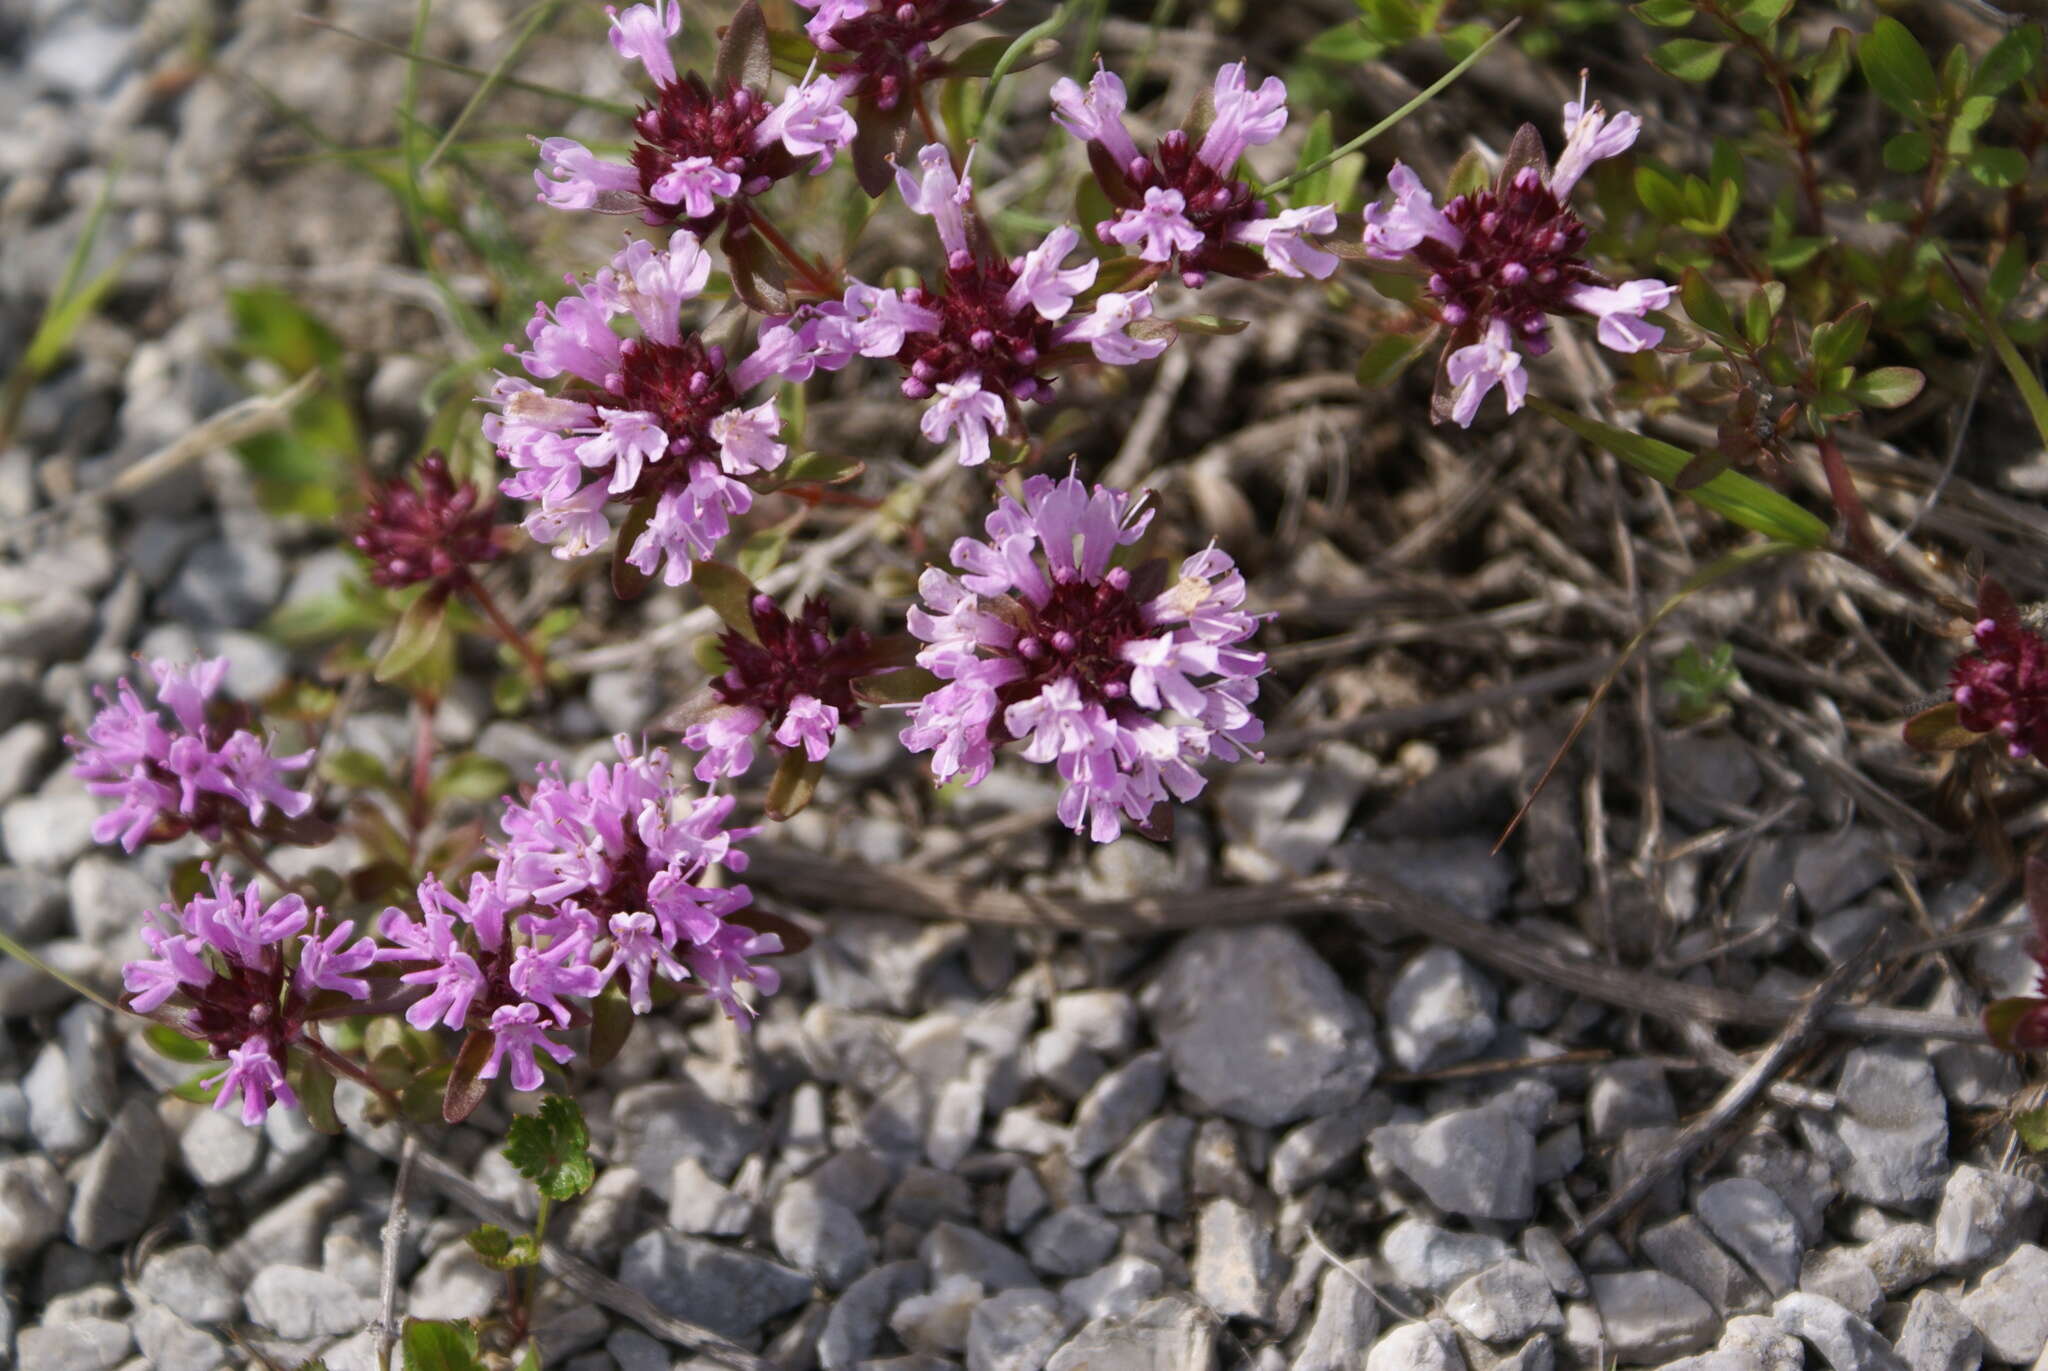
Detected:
[408,1243,497,1321]
[15,1317,131,1371]
[1031,1028,1107,1100]
[1271,1104,1374,1195]
[133,1302,226,1371]
[1385,947,1498,1072]
[893,1274,984,1355]
[617,1231,814,1340]
[1294,1264,1381,1371]
[1588,1063,1677,1141]
[1956,1243,2048,1363]
[607,1327,668,1371]
[669,1155,753,1236]
[1520,1227,1588,1299]
[135,1244,238,1326]
[1804,1045,1948,1210]
[1773,1292,1908,1371]
[0,939,105,1020]
[161,537,284,629]
[1093,1114,1194,1217]
[1046,1293,1216,1371]
[1371,1103,1537,1220]
[563,1165,642,1262]
[1718,1313,1804,1371]
[1026,1206,1120,1278]
[1590,1271,1720,1364]
[1896,1291,1982,1371]
[245,1265,373,1340]
[820,1259,924,1371]
[1006,1166,1050,1234]
[0,1154,68,1266]
[613,1080,760,1194]
[1643,1217,1769,1318]
[1793,830,1888,916]
[176,1105,263,1189]
[1381,1220,1514,1295]
[1857,1223,1937,1296]
[773,1183,872,1290]
[1334,835,1514,920]
[1,786,100,871]
[1194,1197,1284,1322]
[67,1097,164,1251]
[1051,991,1138,1057]
[1699,1177,1807,1297]
[1798,1249,1881,1322]
[1144,924,1381,1127]
[1060,1256,1163,1322]
[1445,1260,1564,1343]
[928,1075,985,1171]
[0,867,66,942]
[921,1221,1040,1292]
[1068,1051,1167,1166]
[1933,1166,2045,1270]
[967,1288,1072,1371]
[1367,1320,1468,1371]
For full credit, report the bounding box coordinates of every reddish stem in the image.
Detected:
[460,574,549,691]
[911,81,943,149]
[749,212,840,297]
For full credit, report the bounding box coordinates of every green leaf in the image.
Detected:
[587,980,635,1071]
[1629,0,1695,27]
[402,1320,485,1371]
[737,526,789,582]
[1882,130,1931,173]
[1533,401,1829,548]
[1848,366,1925,409]
[443,1029,494,1125]
[1969,24,2042,98]
[228,287,343,377]
[503,1095,595,1201]
[1967,145,2030,188]
[1984,997,2046,1052]
[1651,38,1729,82]
[2016,1104,2048,1153]
[852,666,942,706]
[611,496,658,603]
[1742,282,1783,349]
[1291,113,1337,208]
[942,33,1057,77]
[297,1055,340,1136]
[1304,22,1386,63]
[1977,296,2048,451]
[375,593,449,685]
[323,748,395,792]
[766,751,827,821]
[431,753,512,806]
[145,1024,212,1063]
[1811,302,1872,373]
[690,561,763,643]
[1859,17,1939,116]
[772,450,865,487]
[1634,166,1686,222]
[712,0,771,94]
[465,1224,541,1270]
[1355,331,1437,390]
[167,1070,225,1105]
[1680,268,1736,340]
[1901,700,1979,751]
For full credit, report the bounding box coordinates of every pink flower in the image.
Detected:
[683,595,881,781]
[1108,188,1206,263]
[298,917,378,998]
[487,235,805,583]
[482,1002,576,1092]
[1049,66,1141,169]
[1445,319,1529,427]
[920,375,1008,466]
[600,912,688,1014]
[902,471,1266,840]
[1950,581,2048,760]
[682,705,766,782]
[533,137,642,211]
[1054,292,1170,366]
[773,694,841,761]
[68,659,314,852]
[896,143,973,260]
[1358,84,1667,425]
[216,1042,296,1127]
[607,2,682,85]
[1231,205,1339,280]
[1196,61,1290,173]
[1005,227,1099,321]
[756,68,859,169]
[649,157,743,219]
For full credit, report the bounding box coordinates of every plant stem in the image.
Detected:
[226,828,295,893]
[748,213,840,297]
[911,81,942,148]
[520,1194,554,1335]
[460,574,549,691]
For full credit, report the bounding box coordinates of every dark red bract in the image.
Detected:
[351,453,504,592]
[816,0,1000,108]
[1116,128,1268,286]
[895,256,1057,403]
[1415,167,1596,355]
[630,74,790,231]
[1950,594,2048,761]
[712,595,875,733]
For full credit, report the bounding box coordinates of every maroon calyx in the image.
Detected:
[713,595,876,733]
[630,74,792,232]
[893,252,1057,406]
[1950,580,2048,761]
[1111,128,1269,286]
[984,561,1159,744]
[351,452,506,593]
[817,0,1002,109]
[1413,167,1596,356]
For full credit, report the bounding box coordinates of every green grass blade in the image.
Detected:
[0,927,122,1015]
[1264,21,1517,197]
[1977,301,2048,451]
[422,0,567,173]
[300,16,635,116]
[971,0,1073,141]
[1533,399,1830,549]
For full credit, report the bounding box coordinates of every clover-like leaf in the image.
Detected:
[465,1224,541,1270]
[503,1095,595,1201]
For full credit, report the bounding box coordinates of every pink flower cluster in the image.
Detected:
[124,869,376,1125]
[486,234,822,583]
[374,738,775,1092]
[1053,62,1338,286]
[535,2,856,230]
[901,471,1266,839]
[1949,583,2048,761]
[68,658,315,852]
[794,0,999,109]
[1361,83,1672,425]
[683,594,882,781]
[788,144,1170,464]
